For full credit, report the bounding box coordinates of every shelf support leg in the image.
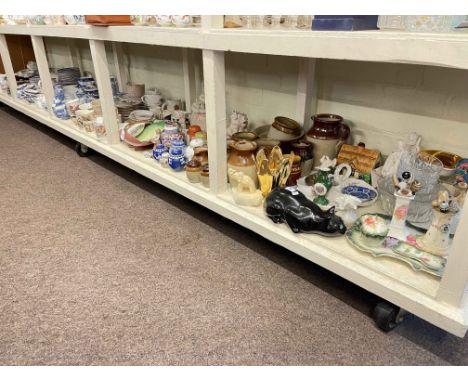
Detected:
[436,204,468,307]
[203,49,227,194]
[89,39,120,145]
[112,41,128,94]
[295,58,317,131]
[31,36,55,117]
[182,48,196,112]
[0,34,18,99]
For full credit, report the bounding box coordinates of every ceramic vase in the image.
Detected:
[161,123,182,148]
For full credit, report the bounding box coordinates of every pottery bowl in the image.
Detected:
[128,109,154,121]
[231,131,258,142]
[420,149,463,177]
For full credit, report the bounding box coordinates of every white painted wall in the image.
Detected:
[43,38,468,157]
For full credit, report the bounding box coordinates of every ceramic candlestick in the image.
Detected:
[387,192,414,241]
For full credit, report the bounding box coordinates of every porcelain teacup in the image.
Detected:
[141,94,163,107]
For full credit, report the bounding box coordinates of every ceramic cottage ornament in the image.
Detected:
[387,170,421,241]
[226,110,248,139]
[416,190,459,256]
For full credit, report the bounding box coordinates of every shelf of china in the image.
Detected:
[1,92,467,337]
[0,18,467,337]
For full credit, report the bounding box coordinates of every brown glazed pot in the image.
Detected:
[306,114,350,167]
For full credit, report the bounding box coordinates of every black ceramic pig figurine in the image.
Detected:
[264,187,346,236]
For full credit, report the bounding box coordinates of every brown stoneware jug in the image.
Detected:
[306,114,350,168]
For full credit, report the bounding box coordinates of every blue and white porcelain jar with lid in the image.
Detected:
[168,139,187,171]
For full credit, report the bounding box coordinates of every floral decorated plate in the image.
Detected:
[346,214,447,277]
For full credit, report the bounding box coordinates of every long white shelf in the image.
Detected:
[205,28,468,70]
[2,25,468,69]
[0,24,203,49]
[1,92,467,337]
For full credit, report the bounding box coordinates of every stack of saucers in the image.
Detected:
[116,98,142,121]
[57,67,81,86]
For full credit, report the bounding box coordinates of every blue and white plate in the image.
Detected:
[342,185,377,203]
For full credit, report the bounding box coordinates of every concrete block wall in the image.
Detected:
[43,38,468,157]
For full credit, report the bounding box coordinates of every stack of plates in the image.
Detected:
[116,98,142,120]
[57,67,81,86]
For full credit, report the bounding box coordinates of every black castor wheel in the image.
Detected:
[74,142,93,157]
[372,302,401,332]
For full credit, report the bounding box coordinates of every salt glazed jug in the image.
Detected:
[306,114,350,168]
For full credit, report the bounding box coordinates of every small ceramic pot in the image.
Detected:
[193,147,208,165]
[153,143,168,161]
[200,165,210,188]
[285,154,302,186]
[168,140,187,171]
[291,140,314,177]
[186,159,202,183]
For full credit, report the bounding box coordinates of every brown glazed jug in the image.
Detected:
[306,114,350,168]
[227,140,259,189]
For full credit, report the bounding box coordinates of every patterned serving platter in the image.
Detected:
[346,214,447,277]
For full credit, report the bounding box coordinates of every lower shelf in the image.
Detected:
[1,92,467,337]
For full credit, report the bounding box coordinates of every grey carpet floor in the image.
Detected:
[0,106,467,365]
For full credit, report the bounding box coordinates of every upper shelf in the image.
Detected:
[0,25,204,49]
[205,28,468,70]
[2,24,468,69]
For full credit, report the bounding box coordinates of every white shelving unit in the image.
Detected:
[1,19,467,337]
